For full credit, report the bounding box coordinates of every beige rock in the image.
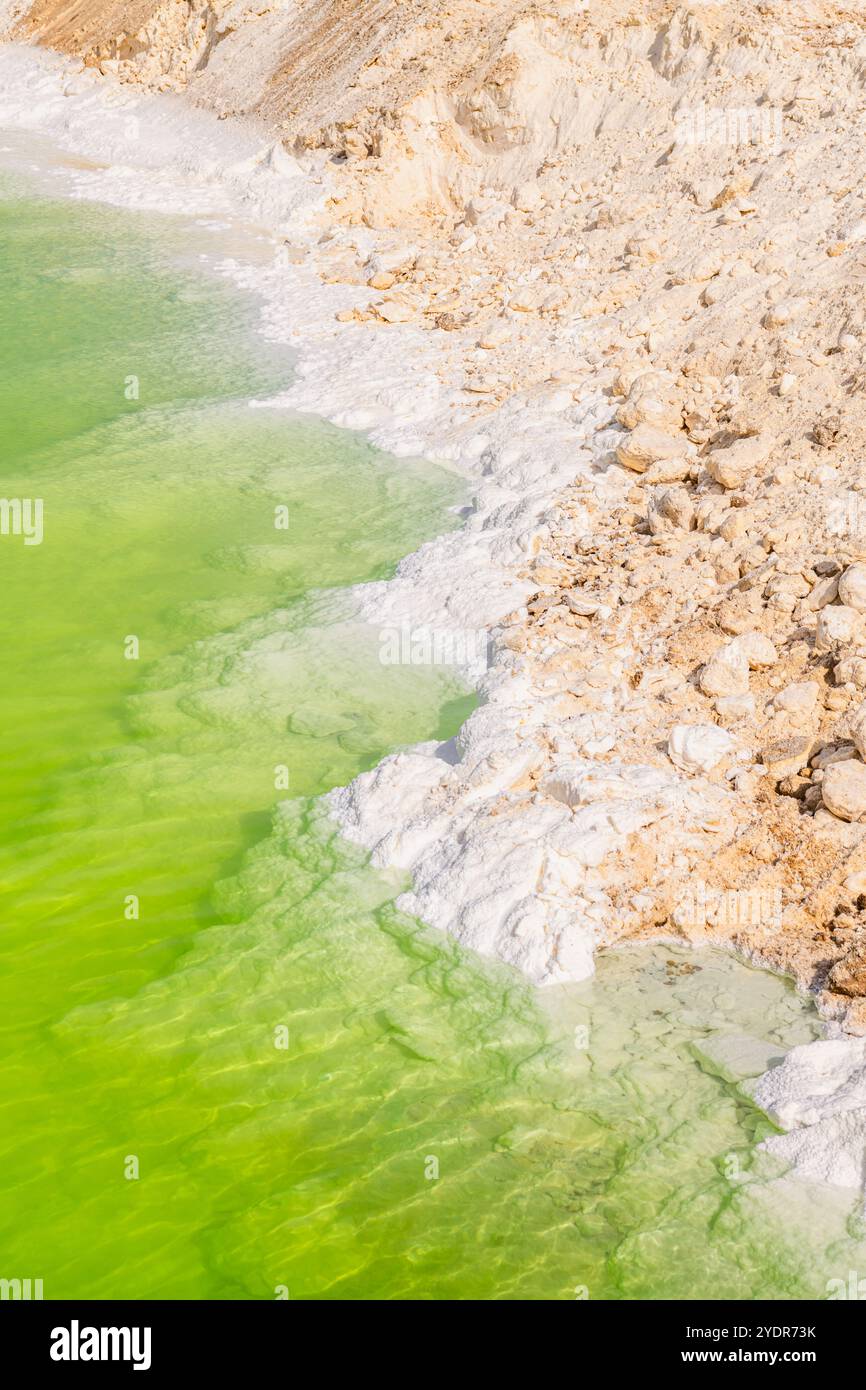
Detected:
[612,365,645,397]
[822,760,866,822]
[763,297,807,329]
[375,299,415,324]
[761,734,821,780]
[512,182,543,214]
[714,552,743,586]
[814,415,841,447]
[849,701,866,760]
[715,693,756,720]
[616,395,681,432]
[643,457,693,485]
[812,743,856,770]
[478,323,510,349]
[509,285,546,313]
[826,688,854,712]
[718,511,748,543]
[765,571,810,601]
[805,575,839,611]
[815,605,863,653]
[835,656,866,690]
[778,373,798,397]
[670,252,723,285]
[628,371,675,400]
[700,641,750,698]
[774,681,820,716]
[838,564,866,613]
[667,723,734,774]
[711,176,753,210]
[647,486,694,534]
[739,546,772,580]
[625,236,662,262]
[732,632,777,670]
[616,425,688,474]
[705,434,775,489]
[717,594,764,636]
[563,591,607,618]
[828,941,866,996]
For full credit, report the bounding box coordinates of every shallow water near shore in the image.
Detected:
[0,162,860,1300]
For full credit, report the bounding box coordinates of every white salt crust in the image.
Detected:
[750,1039,866,1194]
[2,40,865,1198]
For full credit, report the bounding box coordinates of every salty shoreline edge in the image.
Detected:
[2,35,866,1204]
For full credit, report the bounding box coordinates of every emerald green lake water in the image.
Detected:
[0,166,855,1300]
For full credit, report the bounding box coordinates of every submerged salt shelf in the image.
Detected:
[1,37,865,1271]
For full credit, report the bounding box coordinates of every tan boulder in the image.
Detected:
[838,564,866,613]
[822,760,866,822]
[700,641,750,698]
[815,605,863,653]
[616,424,688,474]
[705,434,775,490]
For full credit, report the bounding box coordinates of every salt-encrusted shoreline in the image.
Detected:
[0,43,637,982]
[3,32,866,1207]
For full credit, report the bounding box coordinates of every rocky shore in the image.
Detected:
[5,0,866,1199]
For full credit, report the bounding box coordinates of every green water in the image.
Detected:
[0,170,857,1300]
